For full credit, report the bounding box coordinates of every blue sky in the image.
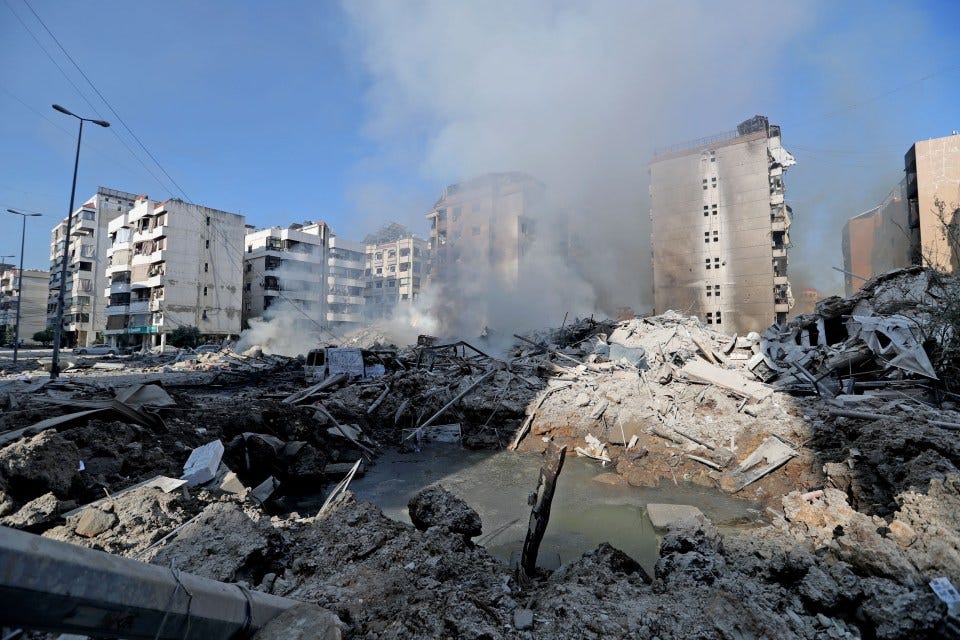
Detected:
[1,0,959,298]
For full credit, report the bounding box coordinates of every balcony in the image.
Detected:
[149,299,163,312]
[129,300,149,314]
[770,192,784,206]
[327,294,365,306]
[773,275,789,286]
[106,305,129,316]
[109,280,131,294]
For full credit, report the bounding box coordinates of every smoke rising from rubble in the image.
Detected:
[341,1,815,334]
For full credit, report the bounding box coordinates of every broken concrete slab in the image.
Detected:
[181,440,225,487]
[646,503,704,532]
[680,359,773,403]
[251,476,280,503]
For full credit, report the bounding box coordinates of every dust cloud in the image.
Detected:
[340,0,815,336]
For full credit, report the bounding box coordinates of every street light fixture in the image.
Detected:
[50,104,110,379]
[6,209,42,364]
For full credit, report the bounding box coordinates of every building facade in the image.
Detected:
[425,172,542,286]
[47,187,137,347]
[326,235,365,328]
[362,224,429,321]
[1,269,48,342]
[841,132,960,287]
[242,222,329,329]
[650,116,796,333]
[103,196,245,348]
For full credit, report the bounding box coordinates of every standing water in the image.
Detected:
[345,444,762,574]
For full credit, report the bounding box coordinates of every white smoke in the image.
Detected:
[341,0,817,332]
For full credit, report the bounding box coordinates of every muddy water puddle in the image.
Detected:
[343,445,762,573]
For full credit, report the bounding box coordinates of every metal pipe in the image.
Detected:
[0,525,298,639]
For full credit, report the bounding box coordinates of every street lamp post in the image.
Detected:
[50,104,109,379]
[7,210,42,364]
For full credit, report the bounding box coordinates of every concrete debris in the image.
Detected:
[407,484,482,538]
[181,439,225,487]
[2,270,960,639]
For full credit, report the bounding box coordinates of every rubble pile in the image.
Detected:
[4,266,960,638]
[508,313,818,500]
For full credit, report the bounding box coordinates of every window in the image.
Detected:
[706,286,712,297]
[388,265,396,273]
[245,264,252,272]
[716,311,722,324]
[387,280,396,287]
[710,150,716,162]
[203,286,208,296]
[713,230,719,242]
[712,204,718,215]
[714,285,720,297]
[452,207,462,221]
[375,252,382,260]
[472,226,480,236]
[247,245,252,253]
[205,239,210,249]
[705,258,712,270]
[711,177,717,188]
[704,231,710,244]
[388,249,396,259]
[705,257,720,270]
[702,179,708,190]
[706,312,714,325]
[204,263,209,272]
[400,262,409,272]
[244,283,251,291]
[400,247,410,257]
[206,217,210,225]
[703,205,709,217]
[375,282,382,289]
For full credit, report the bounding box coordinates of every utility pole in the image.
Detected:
[7,209,43,363]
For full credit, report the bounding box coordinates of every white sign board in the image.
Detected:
[326,348,366,378]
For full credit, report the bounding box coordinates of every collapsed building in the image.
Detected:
[2,266,960,638]
[650,115,796,334]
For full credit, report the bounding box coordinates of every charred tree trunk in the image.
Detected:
[520,442,567,578]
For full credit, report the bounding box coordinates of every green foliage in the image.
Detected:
[33,327,54,346]
[169,325,202,348]
[920,198,960,387]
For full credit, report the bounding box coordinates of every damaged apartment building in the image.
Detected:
[242,222,329,329]
[842,131,960,295]
[649,116,796,334]
[363,223,429,322]
[426,172,543,287]
[47,187,138,348]
[103,196,245,349]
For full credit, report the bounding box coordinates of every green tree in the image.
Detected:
[169,325,201,348]
[33,327,54,347]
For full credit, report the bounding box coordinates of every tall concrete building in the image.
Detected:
[362,223,429,321]
[425,172,542,286]
[47,187,137,347]
[1,268,48,342]
[326,235,365,328]
[103,196,245,349]
[650,116,796,333]
[242,222,329,329]
[841,132,960,290]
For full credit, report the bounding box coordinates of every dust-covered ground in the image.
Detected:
[3,270,960,638]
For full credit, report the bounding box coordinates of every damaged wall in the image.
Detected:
[650,117,795,334]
